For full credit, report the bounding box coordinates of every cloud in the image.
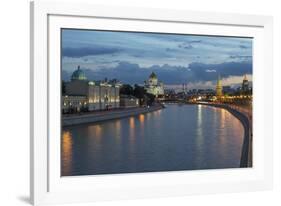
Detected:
[180,74,252,90]
[239,45,249,49]
[63,61,252,86]
[178,43,194,49]
[221,75,252,86]
[62,47,121,58]
[205,69,216,73]
[188,61,252,80]
[165,48,178,52]
[188,40,202,43]
[229,55,252,60]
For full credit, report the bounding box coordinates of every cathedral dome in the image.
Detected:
[71,66,87,81]
[149,72,157,79]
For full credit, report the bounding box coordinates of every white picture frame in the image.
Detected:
[30,1,273,205]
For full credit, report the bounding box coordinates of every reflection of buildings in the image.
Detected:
[216,75,223,97]
[63,66,121,113]
[144,72,164,97]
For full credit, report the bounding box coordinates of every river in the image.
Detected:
[61,104,244,176]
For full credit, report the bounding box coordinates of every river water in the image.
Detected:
[61,104,244,176]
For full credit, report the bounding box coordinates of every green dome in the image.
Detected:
[71,66,87,81]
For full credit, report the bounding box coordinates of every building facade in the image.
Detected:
[120,95,139,108]
[144,72,164,97]
[216,75,223,97]
[62,95,87,113]
[242,75,249,92]
[63,66,121,113]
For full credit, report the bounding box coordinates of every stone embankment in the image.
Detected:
[197,102,252,167]
[63,105,163,126]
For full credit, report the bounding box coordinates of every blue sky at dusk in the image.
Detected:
[62,29,252,89]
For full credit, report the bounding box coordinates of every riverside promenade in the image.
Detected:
[63,105,163,126]
[196,102,252,168]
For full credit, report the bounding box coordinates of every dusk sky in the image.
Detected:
[62,29,252,89]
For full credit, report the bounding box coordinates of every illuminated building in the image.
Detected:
[63,66,121,112]
[120,95,139,108]
[62,95,87,113]
[144,72,164,98]
[242,75,249,92]
[216,75,223,97]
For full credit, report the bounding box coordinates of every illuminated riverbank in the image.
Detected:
[62,105,163,126]
[195,102,252,167]
[62,104,245,176]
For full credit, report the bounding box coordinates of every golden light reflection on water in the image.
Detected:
[231,115,244,146]
[218,108,244,160]
[128,117,136,156]
[129,117,135,129]
[139,114,145,123]
[154,110,161,117]
[115,120,121,141]
[218,109,227,158]
[62,131,73,174]
[61,105,245,175]
[139,114,145,130]
[195,105,204,164]
[88,124,102,143]
[129,117,136,142]
[196,105,203,140]
[221,109,226,128]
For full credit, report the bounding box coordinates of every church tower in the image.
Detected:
[242,74,249,92]
[216,74,223,97]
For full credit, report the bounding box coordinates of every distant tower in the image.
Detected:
[242,75,249,92]
[216,75,223,97]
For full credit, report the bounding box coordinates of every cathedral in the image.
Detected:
[62,66,121,113]
[144,72,164,98]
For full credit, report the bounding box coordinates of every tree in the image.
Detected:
[133,84,145,98]
[146,93,156,106]
[133,84,146,106]
[120,84,134,95]
[62,81,66,95]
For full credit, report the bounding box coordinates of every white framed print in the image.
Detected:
[30,1,273,205]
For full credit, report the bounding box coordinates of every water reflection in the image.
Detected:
[139,114,145,123]
[195,105,204,166]
[61,131,73,175]
[129,117,136,141]
[62,104,245,176]
[114,120,121,141]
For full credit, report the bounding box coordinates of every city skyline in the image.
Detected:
[62,29,252,89]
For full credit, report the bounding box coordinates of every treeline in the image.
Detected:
[120,84,155,106]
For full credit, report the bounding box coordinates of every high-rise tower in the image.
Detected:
[216,75,223,97]
[242,75,249,92]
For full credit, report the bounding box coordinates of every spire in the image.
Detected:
[243,74,248,81]
[217,74,222,86]
[78,65,80,70]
